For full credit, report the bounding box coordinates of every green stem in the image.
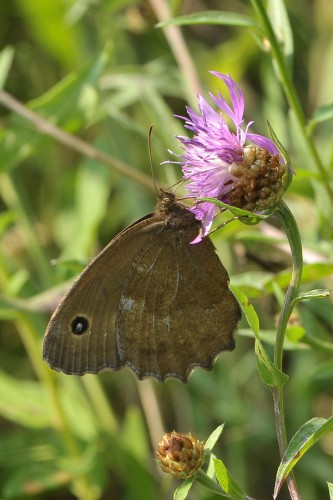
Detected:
[250,0,333,206]
[272,201,303,500]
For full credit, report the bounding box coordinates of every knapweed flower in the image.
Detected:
[156,431,206,479]
[171,71,287,242]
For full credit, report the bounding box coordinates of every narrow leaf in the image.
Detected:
[157,11,260,29]
[267,0,294,62]
[274,417,333,498]
[231,286,288,387]
[174,478,194,500]
[254,340,288,387]
[291,289,330,308]
[0,46,15,90]
[204,424,225,452]
[213,459,246,499]
[230,285,260,336]
[328,482,333,499]
[195,470,228,496]
[308,101,333,132]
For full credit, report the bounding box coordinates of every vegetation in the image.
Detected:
[0,1,332,499]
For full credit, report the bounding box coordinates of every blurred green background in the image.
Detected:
[0,1,332,499]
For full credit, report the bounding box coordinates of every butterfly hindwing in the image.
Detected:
[117,220,240,382]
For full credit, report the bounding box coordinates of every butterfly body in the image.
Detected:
[43,191,241,382]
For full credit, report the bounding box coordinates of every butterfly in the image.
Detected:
[43,190,241,382]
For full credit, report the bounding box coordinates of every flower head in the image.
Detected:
[172,72,287,242]
[156,431,206,479]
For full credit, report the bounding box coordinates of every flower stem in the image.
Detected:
[250,0,333,206]
[272,200,303,500]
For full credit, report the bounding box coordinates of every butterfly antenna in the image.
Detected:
[148,125,159,197]
[170,179,185,194]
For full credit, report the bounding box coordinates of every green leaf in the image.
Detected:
[157,11,260,30]
[59,377,98,440]
[213,459,247,499]
[0,368,97,438]
[59,158,111,259]
[16,0,83,67]
[195,470,229,496]
[308,101,333,133]
[231,285,288,387]
[254,341,288,387]
[0,370,51,428]
[274,417,333,499]
[231,271,273,298]
[328,482,333,499]
[120,406,150,462]
[0,48,109,172]
[230,285,260,335]
[291,289,331,308]
[267,0,294,63]
[174,478,194,500]
[0,46,15,90]
[30,46,109,128]
[204,424,225,452]
[2,461,71,497]
[2,443,103,498]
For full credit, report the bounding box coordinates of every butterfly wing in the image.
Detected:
[44,192,241,382]
[43,215,164,375]
[116,222,241,382]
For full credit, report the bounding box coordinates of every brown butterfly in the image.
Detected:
[43,191,241,382]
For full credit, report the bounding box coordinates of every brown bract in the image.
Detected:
[156,431,206,478]
[229,146,286,212]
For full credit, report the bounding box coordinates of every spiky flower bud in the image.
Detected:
[156,431,206,479]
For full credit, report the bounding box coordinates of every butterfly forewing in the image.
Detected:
[43,216,164,375]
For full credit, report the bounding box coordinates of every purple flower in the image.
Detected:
[170,72,286,242]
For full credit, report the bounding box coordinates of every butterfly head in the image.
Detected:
[156,191,199,230]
